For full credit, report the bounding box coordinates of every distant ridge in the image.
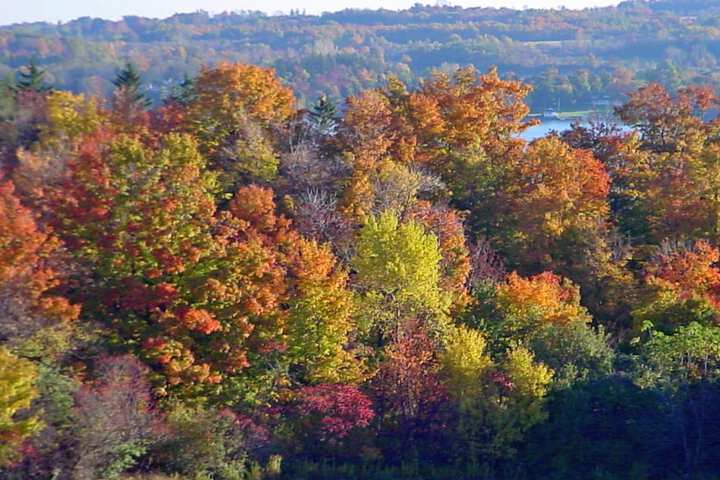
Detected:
[1,0,718,112]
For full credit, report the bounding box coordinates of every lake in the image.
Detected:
[520,119,578,141]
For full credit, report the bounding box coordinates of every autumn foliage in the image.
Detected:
[4,60,720,480]
[0,178,79,355]
[287,384,374,444]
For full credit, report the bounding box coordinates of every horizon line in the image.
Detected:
[0,1,626,28]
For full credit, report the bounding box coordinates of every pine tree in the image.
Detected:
[167,73,196,106]
[14,61,51,93]
[308,94,338,135]
[112,62,151,109]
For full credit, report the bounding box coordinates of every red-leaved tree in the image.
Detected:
[370,319,449,461]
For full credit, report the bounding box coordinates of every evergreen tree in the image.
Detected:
[14,62,51,93]
[308,94,338,135]
[112,62,151,109]
[167,73,196,106]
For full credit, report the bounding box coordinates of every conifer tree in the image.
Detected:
[167,73,196,106]
[14,62,51,93]
[112,62,150,109]
[308,94,338,135]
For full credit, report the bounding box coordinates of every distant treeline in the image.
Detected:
[3,0,720,110]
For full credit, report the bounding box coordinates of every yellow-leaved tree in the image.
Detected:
[352,211,450,343]
[286,238,364,384]
[0,348,42,467]
[439,325,553,465]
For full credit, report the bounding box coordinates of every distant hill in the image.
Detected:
[3,0,720,110]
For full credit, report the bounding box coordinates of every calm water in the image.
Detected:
[520,119,579,141]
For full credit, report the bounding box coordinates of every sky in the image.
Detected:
[0,0,621,26]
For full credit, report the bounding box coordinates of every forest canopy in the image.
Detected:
[3,18,720,479]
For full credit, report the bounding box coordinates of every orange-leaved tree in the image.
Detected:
[187,63,296,189]
[43,132,290,400]
[0,178,79,357]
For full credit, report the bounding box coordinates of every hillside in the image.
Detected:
[3,0,720,110]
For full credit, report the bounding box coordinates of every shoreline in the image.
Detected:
[527,109,616,122]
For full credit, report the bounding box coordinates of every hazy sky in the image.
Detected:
[1,0,620,26]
